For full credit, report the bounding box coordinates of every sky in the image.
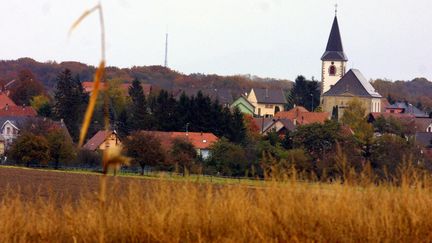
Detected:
[1,0,432,82]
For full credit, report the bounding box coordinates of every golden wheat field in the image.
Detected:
[1,166,432,242]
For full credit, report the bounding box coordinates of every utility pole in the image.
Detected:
[310,93,314,112]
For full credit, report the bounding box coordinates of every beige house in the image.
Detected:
[247,88,286,117]
[83,130,122,151]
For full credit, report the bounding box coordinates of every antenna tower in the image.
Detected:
[164,33,168,67]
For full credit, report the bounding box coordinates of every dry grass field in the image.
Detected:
[1,166,432,242]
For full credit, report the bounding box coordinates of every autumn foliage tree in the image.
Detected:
[10,70,45,106]
[9,133,50,167]
[124,131,165,175]
[170,138,197,174]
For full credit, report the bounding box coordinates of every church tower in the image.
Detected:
[321,12,348,94]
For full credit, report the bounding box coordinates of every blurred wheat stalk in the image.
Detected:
[69,3,109,242]
[69,2,106,148]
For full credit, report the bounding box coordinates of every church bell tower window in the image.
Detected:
[329,64,336,76]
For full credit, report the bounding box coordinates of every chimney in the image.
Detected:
[265,88,269,98]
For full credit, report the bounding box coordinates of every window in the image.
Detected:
[265,104,274,109]
[258,108,261,116]
[329,65,336,76]
[274,106,280,114]
[6,127,10,135]
[428,126,432,132]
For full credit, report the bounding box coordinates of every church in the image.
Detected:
[320,12,383,119]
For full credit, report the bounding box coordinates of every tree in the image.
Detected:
[206,138,247,176]
[38,103,53,118]
[153,90,177,131]
[370,134,420,180]
[292,120,340,162]
[53,69,88,141]
[341,98,373,144]
[30,95,50,112]
[128,78,152,131]
[372,116,407,137]
[46,129,76,169]
[170,138,197,174]
[226,107,246,144]
[175,92,192,132]
[124,131,165,175]
[281,130,293,150]
[288,75,320,111]
[387,94,395,105]
[9,133,50,167]
[10,70,45,106]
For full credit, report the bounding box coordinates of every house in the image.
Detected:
[0,135,5,156]
[143,131,219,159]
[415,118,432,133]
[415,132,432,157]
[319,14,383,119]
[385,102,429,118]
[0,92,17,109]
[260,118,296,136]
[247,88,286,117]
[0,105,37,117]
[82,81,152,96]
[274,106,329,125]
[0,119,21,149]
[0,117,70,150]
[230,95,255,115]
[83,130,122,151]
[368,113,432,133]
[253,117,276,134]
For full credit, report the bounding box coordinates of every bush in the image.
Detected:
[76,149,101,168]
[9,133,50,167]
[170,138,197,174]
[206,138,247,177]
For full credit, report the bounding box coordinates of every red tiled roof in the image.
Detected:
[82,82,152,96]
[369,112,415,121]
[143,131,218,150]
[0,93,17,109]
[0,106,37,117]
[275,107,329,125]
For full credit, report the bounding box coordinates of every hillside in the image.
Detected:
[0,58,293,97]
[372,78,432,113]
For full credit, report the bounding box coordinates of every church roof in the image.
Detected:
[321,16,348,61]
[322,69,382,98]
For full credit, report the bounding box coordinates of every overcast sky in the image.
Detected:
[1,0,431,81]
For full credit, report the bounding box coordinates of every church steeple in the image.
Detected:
[321,16,348,61]
[321,12,348,94]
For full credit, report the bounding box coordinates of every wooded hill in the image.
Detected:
[372,78,432,113]
[0,58,431,113]
[0,58,292,97]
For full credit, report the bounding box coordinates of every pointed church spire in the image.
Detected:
[321,15,348,61]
